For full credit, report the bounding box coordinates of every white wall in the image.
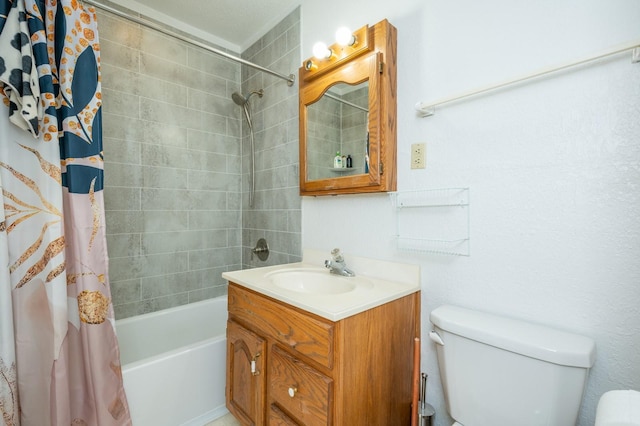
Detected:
[300,1,640,424]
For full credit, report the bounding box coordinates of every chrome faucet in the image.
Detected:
[324,248,355,277]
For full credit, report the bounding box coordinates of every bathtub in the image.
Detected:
[116,297,229,426]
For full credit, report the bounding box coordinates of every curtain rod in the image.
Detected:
[415,39,640,117]
[84,0,296,86]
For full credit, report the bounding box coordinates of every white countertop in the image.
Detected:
[222,249,420,321]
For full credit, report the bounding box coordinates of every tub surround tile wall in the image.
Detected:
[99,11,244,319]
[240,9,302,269]
[100,8,303,318]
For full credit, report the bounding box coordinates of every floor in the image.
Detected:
[204,413,241,426]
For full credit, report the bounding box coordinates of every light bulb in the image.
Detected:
[335,27,355,46]
[312,41,331,59]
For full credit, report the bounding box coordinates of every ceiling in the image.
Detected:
[112,0,301,52]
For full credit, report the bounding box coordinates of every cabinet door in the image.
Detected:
[226,320,266,425]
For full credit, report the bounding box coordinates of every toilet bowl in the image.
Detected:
[595,390,640,426]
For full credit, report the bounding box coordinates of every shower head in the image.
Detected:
[231,89,263,106]
[231,92,246,106]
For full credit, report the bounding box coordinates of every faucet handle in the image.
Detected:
[331,248,344,262]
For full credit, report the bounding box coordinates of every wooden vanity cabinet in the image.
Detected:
[225,282,420,425]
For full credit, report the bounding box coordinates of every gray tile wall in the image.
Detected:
[99,10,245,319]
[240,8,302,268]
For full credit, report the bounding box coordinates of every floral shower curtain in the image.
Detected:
[0,0,130,424]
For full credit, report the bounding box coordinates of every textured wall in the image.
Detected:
[300,1,640,425]
[99,10,243,318]
[240,9,302,269]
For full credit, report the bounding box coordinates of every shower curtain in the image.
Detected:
[0,0,131,424]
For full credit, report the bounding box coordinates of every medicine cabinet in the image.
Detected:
[299,19,397,196]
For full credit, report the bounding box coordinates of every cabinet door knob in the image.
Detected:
[288,387,297,398]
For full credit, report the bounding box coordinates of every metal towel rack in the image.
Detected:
[391,188,470,257]
[415,39,640,117]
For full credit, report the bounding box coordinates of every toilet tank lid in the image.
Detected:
[430,305,596,368]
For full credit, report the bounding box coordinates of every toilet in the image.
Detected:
[595,390,640,426]
[429,305,596,426]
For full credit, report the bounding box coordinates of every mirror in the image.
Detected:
[306,81,368,181]
[299,20,397,196]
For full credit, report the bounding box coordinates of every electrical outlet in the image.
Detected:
[411,143,426,169]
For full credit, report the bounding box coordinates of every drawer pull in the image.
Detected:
[288,387,297,398]
[251,352,261,376]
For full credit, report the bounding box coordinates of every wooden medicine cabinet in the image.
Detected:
[299,19,397,196]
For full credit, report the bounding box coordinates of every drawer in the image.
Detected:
[269,345,332,426]
[228,283,335,368]
[269,404,299,425]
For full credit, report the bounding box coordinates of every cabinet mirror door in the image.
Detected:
[305,80,368,181]
[300,53,383,194]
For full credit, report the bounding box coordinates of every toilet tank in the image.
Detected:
[430,305,596,426]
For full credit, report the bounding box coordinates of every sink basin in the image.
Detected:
[266,269,364,295]
[222,250,421,321]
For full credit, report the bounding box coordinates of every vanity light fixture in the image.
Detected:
[312,41,332,59]
[311,27,357,62]
[335,26,356,46]
[302,23,373,85]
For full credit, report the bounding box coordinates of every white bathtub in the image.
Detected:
[116,297,229,426]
